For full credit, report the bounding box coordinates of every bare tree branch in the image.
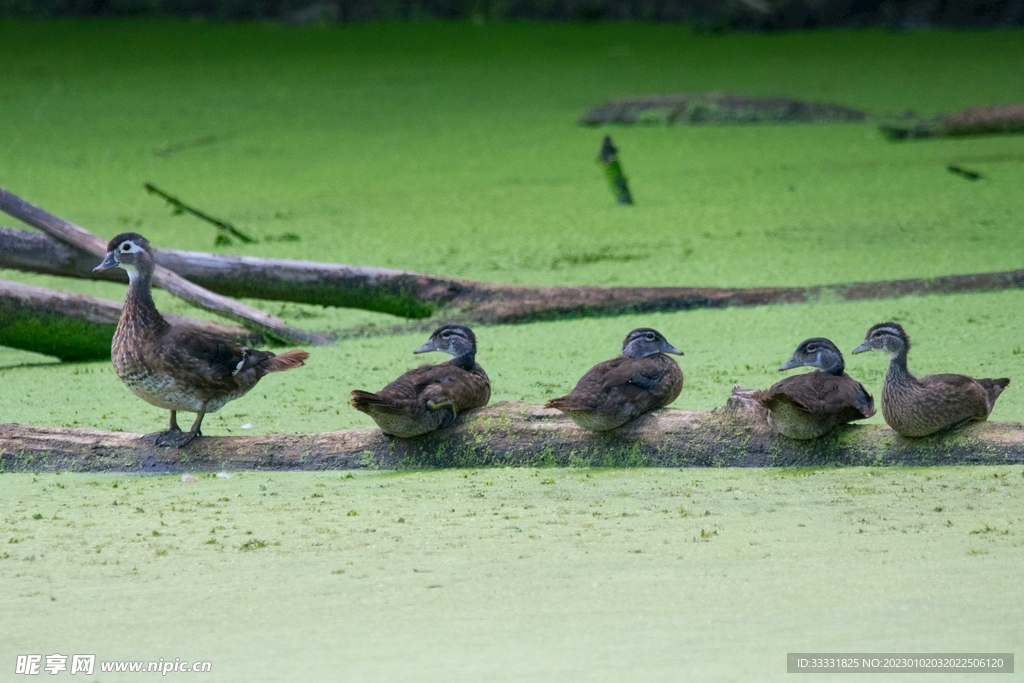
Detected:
[144,182,257,245]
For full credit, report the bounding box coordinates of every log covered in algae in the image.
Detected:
[579,93,867,127]
[6,226,1024,327]
[0,280,262,361]
[880,103,1024,140]
[0,226,457,320]
[2,395,1022,473]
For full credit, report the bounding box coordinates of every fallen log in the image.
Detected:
[459,270,1024,323]
[2,396,1022,473]
[881,103,1024,140]
[0,187,326,345]
[0,280,262,361]
[579,93,867,127]
[0,226,457,319]
[5,226,1024,326]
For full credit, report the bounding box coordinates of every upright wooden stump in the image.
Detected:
[598,135,633,205]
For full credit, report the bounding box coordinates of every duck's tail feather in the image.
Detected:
[262,349,309,373]
[980,378,1010,413]
[545,397,577,411]
[350,389,397,414]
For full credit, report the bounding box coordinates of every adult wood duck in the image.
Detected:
[545,328,683,431]
[350,324,490,437]
[852,322,1010,437]
[94,232,309,447]
[754,337,875,440]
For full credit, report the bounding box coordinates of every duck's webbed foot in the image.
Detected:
[150,429,199,448]
[144,428,175,441]
[154,407,207,448]
[143,410,187,445]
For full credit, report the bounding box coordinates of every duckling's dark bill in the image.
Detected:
[94,252,118,272]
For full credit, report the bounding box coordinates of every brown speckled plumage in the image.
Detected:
[98,233,308,447]
[350,325,490,438]
[852,322,1009,437]
[755,338,874,440]
[546,328,683,431]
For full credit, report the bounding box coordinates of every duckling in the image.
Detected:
[545,328,683,431]
[94,232,309,447]
[852,322,1009,437]
[754,337,875,439]
[350,324,490,437]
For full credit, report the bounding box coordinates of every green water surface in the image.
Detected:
[1,468,1022,682]
[1,24,1022,680]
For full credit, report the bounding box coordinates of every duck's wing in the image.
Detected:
[158,328,271,390]
[760,372,874,420]
[547,355,682,412]
[546,358,622,410]
[350,365,434,419]
[621,355,683,409]
[845,376,876,418]
[400,363,491,413]
[757,375,812,411]
[598,355,682,413]
[916,373,991,418]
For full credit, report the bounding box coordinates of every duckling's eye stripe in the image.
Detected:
[873,327,901,338]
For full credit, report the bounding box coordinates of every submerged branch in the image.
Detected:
[144,182,257,245]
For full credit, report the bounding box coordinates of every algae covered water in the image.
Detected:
[2,467,1023,681]
[1,21,1023,680]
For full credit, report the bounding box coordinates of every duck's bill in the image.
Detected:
[93,252,118,272]
[661,342,684,356]
[412,340,436,354]
[778,356,802,372]
[851,342,871,354]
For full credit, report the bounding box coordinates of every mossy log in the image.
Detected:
[2,396,1022,473]
[0,226,457,320]
[0,280,262,361]
[579,94,867,127]
[881,103,1024,140]
[6,226,1024,326]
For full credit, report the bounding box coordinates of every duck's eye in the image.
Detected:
[645,333,655,340]
[441,331,451,338]
[806,344,817,352]
[120,243,131,252]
